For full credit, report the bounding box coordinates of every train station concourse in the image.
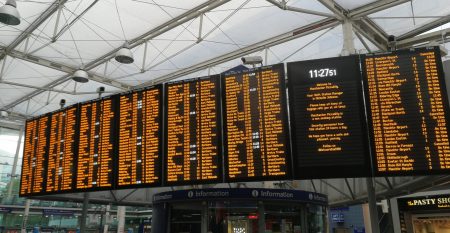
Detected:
[1,0,450,232]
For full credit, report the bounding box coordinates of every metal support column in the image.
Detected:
[366,177,380,233]
[117,206,126,233]
[21,199,30,233]
[201,201,208,233]
[342,19,356,56]
[103,204,111,233]
[80,193,90,232]
[258,201,265,233]
[7,126,24,199]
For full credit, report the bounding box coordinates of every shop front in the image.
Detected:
[392,192,450,233]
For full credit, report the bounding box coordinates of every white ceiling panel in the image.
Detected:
[205,0,325,47]
[334,0,376,11]
[1,56,66,86]
[0,84,35,108]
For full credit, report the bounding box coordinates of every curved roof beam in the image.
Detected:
[397,15,450,41]
[396,27,450,48]
[0,46,131,90]
[266,0,336,18]
[348,0,411,19]
[137,18,340,87]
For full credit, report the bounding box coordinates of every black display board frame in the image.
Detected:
[287,55,371,179]
[115,85,163,190]
[19,113,51,197]
[362,46,450,177]
[18,46,450,198]
[42,105,80,195]
[222,63,292,183]
[74,95,119,193]
[163,75,224,186]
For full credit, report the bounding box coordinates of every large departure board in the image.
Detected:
[165,76,222,185]
[363,47,450,175]
[287,56,370,178]
[76,96,116,190]
[20,115,49,196]
[222,64,291,182]
[117,86,162,188]
[46,106,78,193]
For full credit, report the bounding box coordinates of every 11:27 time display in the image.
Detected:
[309,68,337,78]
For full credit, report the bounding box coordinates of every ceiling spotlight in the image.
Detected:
[115,43,134,64]
[72,69,89,83]
[0,0,21,26]
[241,56,263,66]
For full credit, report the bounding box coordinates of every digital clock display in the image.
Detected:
[309,68,337,78]
[287,56,371,179]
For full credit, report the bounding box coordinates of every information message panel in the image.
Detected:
[76,97,116,190]
[46,106,78,193]
[287,56,370,178]
[363,47,450,175]
[118,86,162,188]
[165,76,222,185]
[223,64,291,182]
[20,115,49,196]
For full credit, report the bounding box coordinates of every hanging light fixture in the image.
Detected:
[0,0,20,26]
[115,43,134,64]
[72,69,89,83]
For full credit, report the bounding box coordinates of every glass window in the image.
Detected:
[265,202,303,233]
[307,204,327,233]
[0,127,21,192]
[170,202,202,233]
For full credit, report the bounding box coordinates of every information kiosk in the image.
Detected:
[151,188,328,233]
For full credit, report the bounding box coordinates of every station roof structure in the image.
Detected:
[0,0,449,118]
[1,0,450,205]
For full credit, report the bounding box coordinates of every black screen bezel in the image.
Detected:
[362,46,450,177]
[74,95,118,193]
[114,84,164,190]
[163,75,224,186]
[19,114,51,197]
[287,55,371,179]
[222,63,293,183]
[41,105,80,195]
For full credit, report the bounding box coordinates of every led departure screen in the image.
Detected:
[287,56,370,178]
[20,115,49,196]
[118,86,162,187]
[76,97,116,190]
[46,106,78,193]
[363,47,450,175]
[223,64,290,182]
[165,76,222,185]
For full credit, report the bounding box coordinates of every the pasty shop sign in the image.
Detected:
[398,195,450,210]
